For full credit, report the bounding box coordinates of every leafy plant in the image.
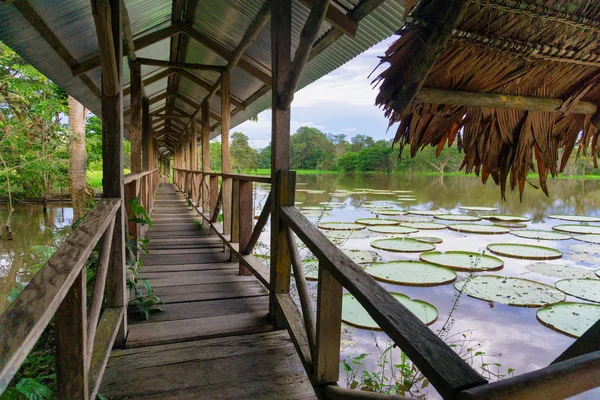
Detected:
[128,198,152,227]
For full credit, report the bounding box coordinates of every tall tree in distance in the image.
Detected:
[68,96,90,220]
[231,132,258,173]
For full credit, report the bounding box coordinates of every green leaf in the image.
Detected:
[342,361,352,372]
[15,378,53,400]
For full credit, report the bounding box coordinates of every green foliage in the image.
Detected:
[257,145,271,169]
[290,126,336,170]
[209,141,222,171]
[0,378,53,400]
[128,198,152,227]
[230,132,258,173]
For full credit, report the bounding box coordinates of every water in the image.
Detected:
[253,174,600,398]
[0,203,73,312]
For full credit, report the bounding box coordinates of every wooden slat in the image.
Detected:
[243,192,271,254]
[281,206,486,399]
[0,199,120,392]
[141,251,229,266]
[276,293,313,365]
[156,281,268,303]
[88,307,124,399]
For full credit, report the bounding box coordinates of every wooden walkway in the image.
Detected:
[100,184,315,399]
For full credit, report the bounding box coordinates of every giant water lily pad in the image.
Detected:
[494,222,528,229]
[355,218,399,226]
[368,225,419,235]
[459,206,498,212]
[410,236,443,244]
[433,214,481,222]
[342,293,438,329]
[394,190,414,194]
[448,224,510,234]
[537,302,600,338]
[487,243,563,260]
[455,276,566,307]
[552,225,600,235]
[366,260,456,286]
[371,238,436,253]
[420,251,504,272]
[409,210,445,216]
[362,204,394,210]
[525,262,597,280]
[319,202,345,208]
[391,215,434,223]
[548,215,600,223]
[555,279,600,303]
[569,244,600,255]
[482,215,531,222]
[344,249,381,264]
[399,222,447,230]
[322,229,372,241]
[511,230,571,240]
[371,210,407,216]
[318,222,366,231]
[573,234,600,244]
[302,206,332,211]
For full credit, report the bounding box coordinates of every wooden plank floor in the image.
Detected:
[101,184,315,399]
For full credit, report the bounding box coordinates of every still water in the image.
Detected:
[0,203,73,312]
[253,174,600,398]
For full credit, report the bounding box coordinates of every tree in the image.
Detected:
[68,96,92,220]
[350,134,375,152]
[290,126,335,170]
[230,132,258,173]
[337,151,359,172]
[355,145,395,172]
[257,145,271,169]
[209,141,222,171]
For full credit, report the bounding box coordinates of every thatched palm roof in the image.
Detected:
[375,0,600,199]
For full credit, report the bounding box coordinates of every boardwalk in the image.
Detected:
[100,185,315,399]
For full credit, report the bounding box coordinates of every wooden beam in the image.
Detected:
[280,0,330,109]
[129,60,142,173]
[142,96,150,171]
[415,87,598,115]
[124,69,176,96]
[221,70,232,236]
[73,25,181,76]
[553,319,600,364]
[12,0,100,97]
[389,0,469,115]
[177,70,246,110]
[201,100,211,212]
[121,0,136,61]
[91,0,120,96]
[226,0,272,71]
[297,0,357,38]
[136,57,225,71]
[125,92,168,117]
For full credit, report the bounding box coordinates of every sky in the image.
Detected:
[232,36,397,150]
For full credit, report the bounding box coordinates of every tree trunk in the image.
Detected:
[68,96,90,221]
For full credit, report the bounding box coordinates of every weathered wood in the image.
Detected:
[221,70,232,236]
[230,179,240,261]
[125,70,176,97]
[209,175,219,222]
[552,318,600,364]
[243,192,271,254]
[314,263,342,384]
[458,351,600,400]
[415,87,598,115]
[276,293,313,365]
[141,252,229,266]
[55,270,88,399]
[324,385,408,400]
[136,57,225,71]
[238,180,253,275]
[91,0,120,96]
[389,0,468,115]
[154,280,268,303]
[286,227,316,361]
[227,0,271,71]
[88,307,123,399]
[0,199,119,392]
[297,0,357,38]
[176,71,246,110]
[281,206,486,399]
[280,0,330,109]
[120,0,136,62]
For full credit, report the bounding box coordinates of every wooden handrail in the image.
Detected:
[0,198,121,394]
[123,168,158,184]
[280,205,487,399]
[172,168,272,183]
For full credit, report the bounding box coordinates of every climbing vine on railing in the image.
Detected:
[126,198,163,320]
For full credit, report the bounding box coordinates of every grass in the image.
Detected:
[87,168,131,191]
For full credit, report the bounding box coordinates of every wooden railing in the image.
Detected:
[0,199,123,399]
[172,168,600,400]
[124,168,159,247]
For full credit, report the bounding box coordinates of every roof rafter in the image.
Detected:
[177,69,246,109]
[124,69,176,96]
[297,0,357,38]
[136,57,226,72]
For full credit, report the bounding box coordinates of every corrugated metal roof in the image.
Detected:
[0,0,405,152]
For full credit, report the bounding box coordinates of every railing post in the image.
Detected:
[270,170,296,327]
[315,263,343,384]
[123,180,138,259]
[209,175,219,220]
[238,180,253,275]
[55,270,88,399]
[231,179,240,262]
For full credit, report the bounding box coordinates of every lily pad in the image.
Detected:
[511,230,571,240]
[318,222,366,231]
[390,215,434,223]
[494,222,528,229]
[342,293,438,330]
[319,202,345,208]
[409,210,444,216]
[367,225,419,234]
[556,279,600,303]
[487,243,563,260]
[410,236,443,244]
[573,234,600,244]
[343,249,381,264]
[399,222,447,230]
[366,260,456,286]
[355,218,399,226]
[370,210,407,216]
[420,251,504,272]
[459,206,498,212]
[455,276,566,307]
[434,214,482,222]
[302,206,332,211]
[305,190,326,194]
[448,224,510,234]
[393,190,414,194]
[537,302,600,338]
[548,215,600,223]
[552,225,600,235]
[569,244,600,255]
[322,229,373,241]
[362,204,394,210]
[482,215,531,222]
[371,238,436,253]
[526,262,598,280]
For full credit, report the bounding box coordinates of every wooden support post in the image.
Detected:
[201,100,211,213]
[315,264,343,384]
[142,96,150,170]
[269,0,293,326]
[231,179,240,262]
[55,271,88,399]
[238,180,253,275]
[129,60,142,173]
[93,0,127,346]
[123,181,138,252]
[221,70,232,235]
[209,175,219,220]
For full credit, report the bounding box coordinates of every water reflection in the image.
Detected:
[0,203,72,312]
